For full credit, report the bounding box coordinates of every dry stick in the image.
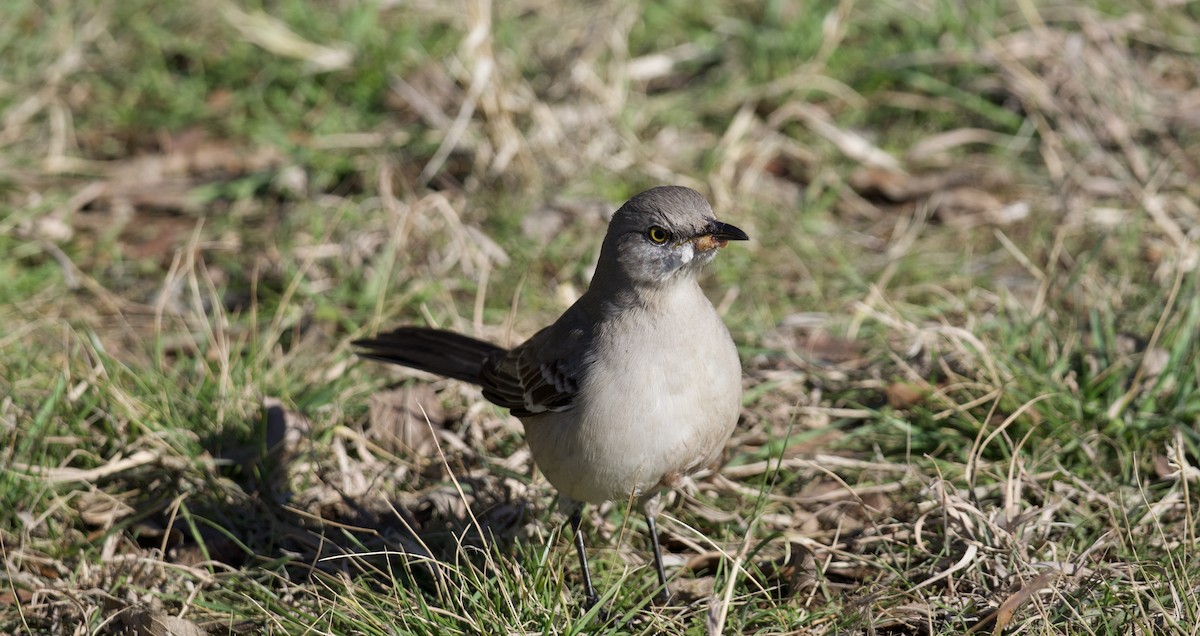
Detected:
[812,0,853,68]
[933,388,1003,422]
[720,454,913,480]
[1004,417,1046,525]
[1032,200,1071,318]
[159,491,189,567]
[419,55,488,186]
[1172,432,1198,550]
[706,521,754,636]
[421,0,494,185]
[220,3,352,72]
[964,393,1006,495]
[965,394,1057,489]
[1108,253,1186,420]
[372,160,415,330]
[993,228,1045,288]
[783,102,903,171]
[13,449,160,483]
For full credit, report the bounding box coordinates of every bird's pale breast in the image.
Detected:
[523,282,742,504]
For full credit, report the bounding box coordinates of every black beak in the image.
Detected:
[705,220,750,242]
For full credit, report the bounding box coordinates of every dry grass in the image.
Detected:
[2,0,1199,634]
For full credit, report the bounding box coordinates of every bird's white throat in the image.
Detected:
[674,242,695,265]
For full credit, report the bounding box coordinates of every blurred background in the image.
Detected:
[2,0,1199,633]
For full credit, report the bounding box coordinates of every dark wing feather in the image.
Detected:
[480,324,593,417]
[357,319,596,419]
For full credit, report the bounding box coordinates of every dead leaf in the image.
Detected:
[969,570,1057,634]
[120,607,207,636]
[885,382,928,409]
[0,588,34,606]
[667,575,715,602]
[76,492,135,528]
[684,550,724,574]
[1152,453,1174,480]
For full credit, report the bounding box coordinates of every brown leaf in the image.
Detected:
[667,575,716,602]
[1153,453,1174,480]
[684,550,724,574]
[969,570,1057,635]
[0,588,33,606]
[885,382,928,409]
[77,492,135,528]
[120,607,208,636]
[801,330,865,366]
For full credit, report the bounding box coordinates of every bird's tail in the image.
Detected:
[352,327,505,385]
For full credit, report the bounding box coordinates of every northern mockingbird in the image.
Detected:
[354,185,748,606]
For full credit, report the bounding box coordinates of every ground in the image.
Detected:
[2,1,1199,634]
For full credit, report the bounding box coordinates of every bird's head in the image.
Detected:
[597,186,749,288]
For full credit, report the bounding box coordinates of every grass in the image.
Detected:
[3,0,1200,633]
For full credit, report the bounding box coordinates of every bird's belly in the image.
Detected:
[523,321,741,504]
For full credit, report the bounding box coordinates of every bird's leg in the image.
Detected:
[642,493,671,603]
[569,506,599,608]
[644,513,671,602]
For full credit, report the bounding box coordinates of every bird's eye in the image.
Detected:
[647,226,669,244]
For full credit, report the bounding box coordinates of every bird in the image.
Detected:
[353,185,748,606]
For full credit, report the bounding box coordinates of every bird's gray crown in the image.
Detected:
[608,186,715,238]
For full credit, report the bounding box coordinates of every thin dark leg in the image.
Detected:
[645,513,670,603]
[570,507,599,608]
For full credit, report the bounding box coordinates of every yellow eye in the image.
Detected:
[647,226,669,244]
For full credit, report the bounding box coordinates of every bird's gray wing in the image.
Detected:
[478,319,594,418]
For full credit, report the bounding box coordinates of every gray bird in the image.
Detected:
[354,185,748,606]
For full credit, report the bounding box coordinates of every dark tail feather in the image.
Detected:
[352,327,505,386]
